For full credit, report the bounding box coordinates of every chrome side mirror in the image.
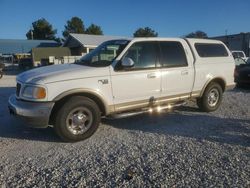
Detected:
[121,57,134,67]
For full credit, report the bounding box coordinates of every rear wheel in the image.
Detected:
[54,96,101,142]
[197,82,223,112]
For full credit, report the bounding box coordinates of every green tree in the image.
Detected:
[185,30,208,38]
[63,17,85,38]
[85,24,103,35]
[133,27,158,37]
[26,18,57,40]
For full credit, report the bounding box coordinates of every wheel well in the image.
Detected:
[211,78,226,92]
[49,92,106,125]
[201,78,226,97]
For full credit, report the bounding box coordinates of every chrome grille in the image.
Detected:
[16,83,21,97]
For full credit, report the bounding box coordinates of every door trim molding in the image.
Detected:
[114,93,192,113]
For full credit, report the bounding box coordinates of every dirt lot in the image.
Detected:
[0,74,249,187]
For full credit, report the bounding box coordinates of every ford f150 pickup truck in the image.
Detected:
[8,38,235,141]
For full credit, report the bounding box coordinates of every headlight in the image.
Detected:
[22,85,46,99]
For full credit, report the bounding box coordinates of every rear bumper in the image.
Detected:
[225,83,236,90]
[8,95,55,128]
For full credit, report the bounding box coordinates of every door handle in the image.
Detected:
[147,73,157,79]
[181,70,188,75]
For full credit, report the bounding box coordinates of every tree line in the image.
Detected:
[26,17,208,42]
[26,17,103,41]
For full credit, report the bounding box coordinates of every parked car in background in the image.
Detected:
[231,51,249,64]
[18,58,33,70]
[234,57,250,87]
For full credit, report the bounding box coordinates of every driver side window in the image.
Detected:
[123,42,157,69]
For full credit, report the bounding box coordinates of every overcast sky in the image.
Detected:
[0,0,249,39]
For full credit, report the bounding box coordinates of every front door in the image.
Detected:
[110,41,161,112]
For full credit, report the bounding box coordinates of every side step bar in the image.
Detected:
[107,101,186,119]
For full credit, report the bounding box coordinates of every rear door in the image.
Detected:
[159,40,194,98]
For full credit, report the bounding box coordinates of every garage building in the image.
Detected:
[211,32,250,56]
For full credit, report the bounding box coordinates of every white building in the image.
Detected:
[63,33,127,56]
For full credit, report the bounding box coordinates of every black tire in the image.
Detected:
[0,72,2,79]
[197,82,223,112]
[54,96,101,142]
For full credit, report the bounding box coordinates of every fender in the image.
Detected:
[200,77,226,97]
[53,88,114,115]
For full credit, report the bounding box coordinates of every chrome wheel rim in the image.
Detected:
[207,88,219,107]
[66,107,93,135]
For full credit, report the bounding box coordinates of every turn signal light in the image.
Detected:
[36,87,46,99]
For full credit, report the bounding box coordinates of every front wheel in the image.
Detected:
[54,96,101,142]
[197,82,223,112]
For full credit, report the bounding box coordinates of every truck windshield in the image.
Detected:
[76,40,130,67]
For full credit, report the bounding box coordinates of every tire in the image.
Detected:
[0,72,2,79]
[54,96,101,142]
[197,82,223,112]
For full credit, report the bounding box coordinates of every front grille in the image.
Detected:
[16,83,21,97]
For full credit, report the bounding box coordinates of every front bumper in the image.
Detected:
[8,95,55,128]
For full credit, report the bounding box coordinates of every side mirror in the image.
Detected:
[121,57,134,67]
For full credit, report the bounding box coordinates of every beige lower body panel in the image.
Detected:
[225,84,236,90]
[191,90,201,97]
[113,92,200,114]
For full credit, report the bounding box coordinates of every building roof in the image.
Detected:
[211,32,250,39]
[0,39,59,54]
[64,33,129,48]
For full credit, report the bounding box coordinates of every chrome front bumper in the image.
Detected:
[8,95,55,128]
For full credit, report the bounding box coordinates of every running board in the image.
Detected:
[107,101,186,119]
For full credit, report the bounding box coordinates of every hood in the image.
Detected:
[17,64,110,84]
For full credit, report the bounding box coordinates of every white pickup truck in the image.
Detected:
[8,38,235,141]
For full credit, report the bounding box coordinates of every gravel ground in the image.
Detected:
[0,73,249,187]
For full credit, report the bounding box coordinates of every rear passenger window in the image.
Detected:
[195,43,228,57]
[159,42,188,67]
